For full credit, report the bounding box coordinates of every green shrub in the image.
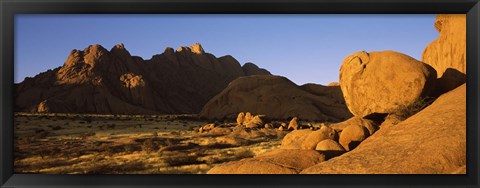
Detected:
[392,97,435,121]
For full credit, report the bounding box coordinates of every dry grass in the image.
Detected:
[13,113,284,174]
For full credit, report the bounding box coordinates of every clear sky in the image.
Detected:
[15,14,438,85]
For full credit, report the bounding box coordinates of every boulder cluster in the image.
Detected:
[199,112,317,134]
[281,117,376,156]
[208,14,466,174]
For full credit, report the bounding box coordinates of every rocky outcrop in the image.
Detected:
[422,14,466,77]
[207,149,326,174]
[15,43,270,114]
[339,50,437,117]
[301,84,466,174]
[200,75,353,121]
[422,14,466,96]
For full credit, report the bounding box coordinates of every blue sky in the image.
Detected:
[15,14,437,85]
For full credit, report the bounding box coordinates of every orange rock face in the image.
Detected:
[301,84,466,174]
[15,43,270,114]
[422,14,466,77]
[422,14,466,96]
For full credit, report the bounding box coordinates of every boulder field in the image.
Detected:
[207,14,466,174]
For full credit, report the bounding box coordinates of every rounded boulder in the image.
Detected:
[301,126,337,150]
[339,124,370,151]
[339,50,437,117]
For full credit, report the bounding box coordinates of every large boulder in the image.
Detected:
[200,75,353,121]
[301,84,466,174]
[338,124,370,151]
[281,129,313,149]
[315,139,345,159]
[15,43,270,114]
[339,50,437,117]
[207,149,326,174]
[422,14,466,96]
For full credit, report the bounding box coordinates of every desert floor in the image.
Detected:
[13,113,289,174]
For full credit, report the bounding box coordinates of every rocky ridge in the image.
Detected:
[15,43,271,114]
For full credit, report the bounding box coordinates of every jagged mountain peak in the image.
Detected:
[177,43,205,54]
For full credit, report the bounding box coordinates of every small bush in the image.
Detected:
[393,97,435,121]
[141,139,159,153]
[52,126,62,130]
[124,145,136,153]
[80,132,96,140]
[163,153,201,166]
[164,139,174,147]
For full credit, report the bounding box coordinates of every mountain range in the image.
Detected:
[15,43,270,114]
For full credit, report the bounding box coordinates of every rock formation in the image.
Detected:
[301,84,466,174]
[280,129,313,149]
[15,43,270,114]
[199,75,353,121]
[422,14,466,77]
[339,50,437,117]
[301,126,337,150]
[207,149,326,174]
[338,124,369,151]
[315,139,345,159]
[422,14,466,96]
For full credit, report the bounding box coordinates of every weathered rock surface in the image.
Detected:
[338,124,369,151]
[422,14,466,77]
[339,50,437,117]
[287,117,299,130]
[330,117,376,133]
[422,14,466,96]
[315,139,345,159]
[245,115,266,128]
[280,129,313,149]
[207,149,326,174]
[236,112,245,125]
[301,84,466,174]
[301,126,337,150]
[200,75,353,121]
[15,43,270,114]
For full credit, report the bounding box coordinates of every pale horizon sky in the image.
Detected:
[15,14,438,85]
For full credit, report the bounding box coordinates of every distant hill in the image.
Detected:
[15,43,270,114]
